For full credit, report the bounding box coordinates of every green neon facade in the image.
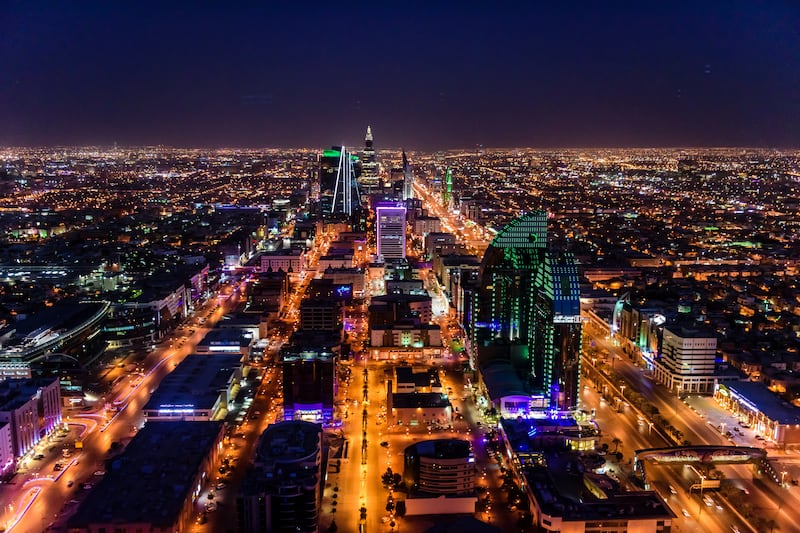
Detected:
[476,211,582,412]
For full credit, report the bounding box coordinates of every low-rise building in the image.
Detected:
[715,381,800,446]
[499,418,672,532]
[195,328,253,360]
[143,353,242,422]
[370,323,443,361]
[0,377,61,464]
[388,391,452,430]
[68,421,225,533]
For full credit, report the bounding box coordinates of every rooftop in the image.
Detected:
[68,421,224,529]
[724,381,800,425]
[391,392,450,409]
[143,353,241,414]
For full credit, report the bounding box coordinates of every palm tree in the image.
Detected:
[611,437,622,453]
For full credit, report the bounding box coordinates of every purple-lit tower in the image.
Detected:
[375,201,407,260]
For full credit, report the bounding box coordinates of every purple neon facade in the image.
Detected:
[375,202,407,260]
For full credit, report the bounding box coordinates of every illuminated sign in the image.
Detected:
[157,403,196,415]
[553,315,583,324]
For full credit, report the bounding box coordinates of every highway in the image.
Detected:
[585,331,798,532]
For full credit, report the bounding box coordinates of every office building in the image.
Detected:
[319,147,361,217]
[499,418,673,532]
[237,420,323,533]
[360,126,380,193]
[476,211,582,413]
[401,438,477,516]
[281,331,339,424]
[653,325,717,395]
[0,377,61,463]
[402,149,414,200]
[375,201,407,260]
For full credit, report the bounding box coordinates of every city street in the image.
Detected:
[0,286,245,532]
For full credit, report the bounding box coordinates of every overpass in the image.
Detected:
[634,445,779,487]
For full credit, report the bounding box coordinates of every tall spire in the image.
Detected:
[365,125,373,143]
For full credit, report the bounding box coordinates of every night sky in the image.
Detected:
[2,1,799,149]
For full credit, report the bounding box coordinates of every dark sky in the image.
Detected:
[2,1,799,149]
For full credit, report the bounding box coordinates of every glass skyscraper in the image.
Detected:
[476,211,582,412]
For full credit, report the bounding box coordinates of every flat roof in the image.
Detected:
[392,392,450,409]
[724,381,800,425]
[0,377,58,411]
[197,327,253,347]
[480,360,528,399]
[68,421,224,529]
[143,353,241,412]
[406,438,471,460]
[257,420,322,463]
[499,419,672,522]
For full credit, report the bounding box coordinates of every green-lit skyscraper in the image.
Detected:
[475,211,582,412]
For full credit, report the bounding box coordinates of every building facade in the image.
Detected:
[237,421,323,533]
[475,211,582,413]
[376,201,407,260]
[0,377,61,464]
[653,326,717,395]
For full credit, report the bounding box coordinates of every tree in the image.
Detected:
[382,467,394,486]
[611,437,622,453]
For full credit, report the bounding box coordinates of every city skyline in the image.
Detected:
[2,2,799,149]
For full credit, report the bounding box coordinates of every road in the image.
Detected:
[0,285,247,532]
[586,331,798,532]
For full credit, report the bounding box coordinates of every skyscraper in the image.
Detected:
[402,149,414,200]
[442,168,453,207]
[475,211,582,412]
[375,201,407,260]
[360,126,379,193]
[318,146,361,217]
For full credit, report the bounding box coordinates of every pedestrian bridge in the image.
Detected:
[634,445,777,486]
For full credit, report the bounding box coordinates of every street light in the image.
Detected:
[781,471,787,486]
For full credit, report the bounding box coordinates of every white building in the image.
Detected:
[653,326,717,395]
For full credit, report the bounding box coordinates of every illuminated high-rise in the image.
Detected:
[360,126,380,193]
[318,146,361,217]
[402,149,414,200]
[475,211,582,412]
[375,201,407,260]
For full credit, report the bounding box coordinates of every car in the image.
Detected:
[34,454,45,460]
[205,502,217,512]
[82,483,93,490]
[380,441,389,447]
[66,480,74,488]
[682,508,690,518]
[93,470,106,476]
[668,485,677,494]
[215,482,226,490]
